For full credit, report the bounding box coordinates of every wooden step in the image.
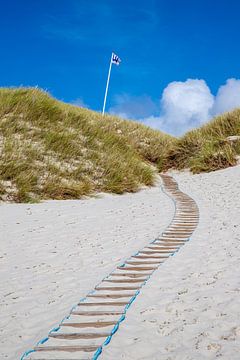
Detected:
[61,321,116,328]
[174,216,198,219]
[167,228,195,231]
[110,273,151,278]
[139,251,170,256]
[34,345,100,352]
[132,255,168,259]
[149,245,178,250]
[71,310,124,316]
[126,260,163,265]
[87,293,135,299]
[49,332,109,339]
[77,301,128,306]
[157,238,187,241]
[117,266,157,271]
[162,234,190,238]
[147,246,174,252]
[154,241,185,246]
[104,279,147,283]
[164,231,191,235]
[95,286,140,291]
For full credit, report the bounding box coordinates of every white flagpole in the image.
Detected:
[102,53,113,116]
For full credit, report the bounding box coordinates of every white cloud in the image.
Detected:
[110,78,240,136]
[212,78,240,115]
[110,79,215,135]
[158,79,214,135]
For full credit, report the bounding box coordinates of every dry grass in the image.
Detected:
[0,87,174,202]
[2,87,239,202]
[164,109,240,173]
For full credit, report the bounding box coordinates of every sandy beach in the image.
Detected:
[0,180,174,359]
[1,165,240,359]
[102,165,240,359]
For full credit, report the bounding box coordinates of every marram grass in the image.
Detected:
[1,87,240,202]
[0,87,174,202]
[166,109,240,173]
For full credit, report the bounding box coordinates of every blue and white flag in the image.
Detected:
[111,53,121,66]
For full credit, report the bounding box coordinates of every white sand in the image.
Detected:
[102,165,240,360]
[2,166,240,360]
[0,181,174,360]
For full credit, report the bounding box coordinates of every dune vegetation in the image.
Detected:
[0,87,174,202]
[1,87,239,202]
[166,109,240,173]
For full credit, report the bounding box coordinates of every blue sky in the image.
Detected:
[1,0,240,134]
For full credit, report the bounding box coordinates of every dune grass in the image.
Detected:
[0,87,174,202]
[1,87,239,202]
[164,109,240,173]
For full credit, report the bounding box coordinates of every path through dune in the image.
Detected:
[1,180,174,359]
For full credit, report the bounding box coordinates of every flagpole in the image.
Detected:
[102,53,113,116]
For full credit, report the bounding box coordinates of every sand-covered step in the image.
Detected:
[172,219,198,223]
[150,243,180,248]
[117,265,158,271]
[61,321,117,328]
[77,300,129,305]
[176,204,197,207]
[168,225,195,234]
[162,231,191,236]
[177,207,197,210]
[151,243,181,248]
[34,337,102,347]
[33,345,99,355]
[174,217,198,220]
[131,255,169,260]
[138,250,171,256]
[48,332,108,340]
[87,293,136,299]
[32,333,106,357]
[103,278,147,283]
[62,314,120,326]
[170,223,197,227]
[29,351,93,359]
[110,272,151,278]
[164,229,193,233]
[154,236,185,246]
[30,339,102,359]
[126,260,164,265]
[161,235,189,240]
[146,246,175,252]
[154,241,185,246]
[73,303,127,313]
[155,238,187,243]
[178,216,198,219]
[161,234,191,239]
[174,216,198,220]
[94,286,140,291]
[71,310,124,316]
[126,251,167,266]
